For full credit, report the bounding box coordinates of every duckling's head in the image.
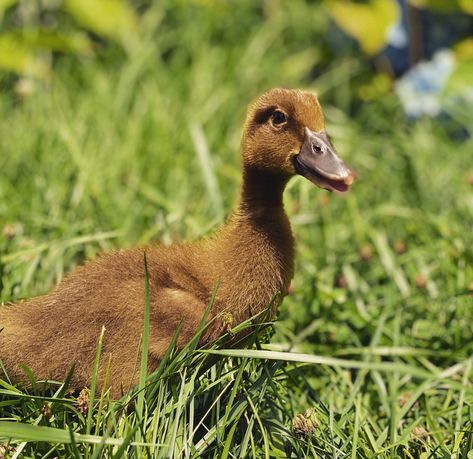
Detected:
[242,88,355,192]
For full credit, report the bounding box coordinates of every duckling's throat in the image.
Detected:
[236,165,295,286]
[239,166,289,212]
[218,165,295,323]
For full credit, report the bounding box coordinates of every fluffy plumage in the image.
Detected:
[0,88,353,397]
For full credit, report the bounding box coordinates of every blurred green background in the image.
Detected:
[1,0,473,456]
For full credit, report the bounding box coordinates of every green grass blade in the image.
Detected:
[0,421,122,446]
[135,251,151,456]
[86,325,106,437]
[202,349,438,379]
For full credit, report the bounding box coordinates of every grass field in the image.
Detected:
[1,2,473,457]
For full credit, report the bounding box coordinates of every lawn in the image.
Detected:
[0,2,472,457]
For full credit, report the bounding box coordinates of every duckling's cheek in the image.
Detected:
[286,152,301,174]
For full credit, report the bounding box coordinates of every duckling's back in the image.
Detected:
[0,244,213,396]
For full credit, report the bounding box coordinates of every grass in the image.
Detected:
[1,1,473,457]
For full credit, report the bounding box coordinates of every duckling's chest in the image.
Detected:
[215,214,295,309]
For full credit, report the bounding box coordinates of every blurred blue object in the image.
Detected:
[383,0,472,118]
[384,0,473,77]
[395,49,455,117]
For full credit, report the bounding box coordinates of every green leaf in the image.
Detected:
[446,58,473,94]
[0,33,49,78]
[0,0,16,15]
[63,0,138,43]
[459,0,473,14]
[454,38,473,61]
[18,30,93,56]
[325,0,399,55]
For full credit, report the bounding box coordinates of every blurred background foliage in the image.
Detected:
[0,0,472,113]
[0,0,472,320]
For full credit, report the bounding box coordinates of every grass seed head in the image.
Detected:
[399,391,419,409]
[336,274,347,289]
[394,239,407,254]
[467,172,473,186]
[221,312,234,333]
[415,273,427,289]
[292,408,319,438]
[359,243,374,261]
[318,194,330,208]
[411,425,429,440]
[42,401,52,419]
[76,388,90,415]
[2,224,16,241]
[0,444,14,459]
[14,78,35,99]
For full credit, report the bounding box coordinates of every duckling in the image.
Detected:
[0,88,355,397]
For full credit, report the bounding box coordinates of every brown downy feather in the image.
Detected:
[0,88,353,397]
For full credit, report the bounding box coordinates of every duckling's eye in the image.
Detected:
[271,110,287,126]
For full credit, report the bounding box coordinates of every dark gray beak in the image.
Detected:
[293,128,355,192]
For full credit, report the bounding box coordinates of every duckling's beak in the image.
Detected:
[293,127,355,193]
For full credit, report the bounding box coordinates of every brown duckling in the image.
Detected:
[0,88,355,397]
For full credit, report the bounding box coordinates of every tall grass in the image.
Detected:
[1,1,472,457]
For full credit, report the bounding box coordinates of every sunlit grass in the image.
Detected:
[1,1,472,457]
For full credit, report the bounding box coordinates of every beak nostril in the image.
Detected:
[300,128,355,192]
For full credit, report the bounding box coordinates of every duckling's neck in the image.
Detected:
[238,166,288,214]
[208,165,295,325]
